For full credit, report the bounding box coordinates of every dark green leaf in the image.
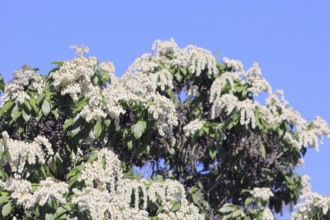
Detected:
[0,74,4,92]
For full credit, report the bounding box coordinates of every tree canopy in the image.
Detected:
[0,39,330,219]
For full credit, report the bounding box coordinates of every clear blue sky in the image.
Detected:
[1,1,329,219]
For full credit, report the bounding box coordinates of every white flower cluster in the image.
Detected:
[1,132,54,174]
[183,119,205,136]
[51,48,98,102]
[79,86,107,122]
[185,45,218,77]
[266,91,306,133]
[31,177,68,206]
[117,179,204,220]
[152,39,218,76]
[223,57,244,72]
[98,53,177,135]
[72,187,149,220]
[51,46,118,123]
[266,91,330,151]
[210,59,330,152]
[0,177,68,208]
[262,208,274,220]
[209,71,242,102]
[72,148,203,220]
[78,148,123,192]
[246,63,272,95]
[2,67,44,104]
[210,59,271,101]
[99,61,116,80]
[209,58,274,129]
[250,187,274,201]
[301,116,330,151]
[0,178,34,208]
[292,175,330,219]
[147,93,178,137]
[128,53,159,74]
[211,94,258,128]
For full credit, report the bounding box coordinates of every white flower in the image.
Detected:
[250,187,274,201]
[223,57,243,71]
[33,177,68,206]
[183,119,205,136]
[262,208,274,220]
[2,67,44,104]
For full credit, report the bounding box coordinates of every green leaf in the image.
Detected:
[11,105,21,121]
[174,72,183,83]
[70,126,81,137]
[244,197,253,206]
[132,121,146,139]
[42,99,52,116]
[0,74,4,92]
[0,195,9,204]
[93,121,102,139]
[24,100,32,111]
[231,210,245,218]
[219,203,236,213]
[51,61,63,66]
[29,98,39,113]
[45,213,55,220]
[179,66,187,74]
[63,118,74,130]
[209,149,217,160]
[260,143,266,160]
[22,110,31,122]
[104,119,111,127]
[171,202,181,212]
[127,140,133,150]
[192,193,199,205]
[51,109,59,120]
[55,206,67,218]
[0,100,14,116]
[73,97,87,113]
[2,202,12,217]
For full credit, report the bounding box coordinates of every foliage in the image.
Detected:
[0,39,329,219]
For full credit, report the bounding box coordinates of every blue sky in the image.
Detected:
[1,1,330,218]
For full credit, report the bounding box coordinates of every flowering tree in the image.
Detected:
[0,39,329,220]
